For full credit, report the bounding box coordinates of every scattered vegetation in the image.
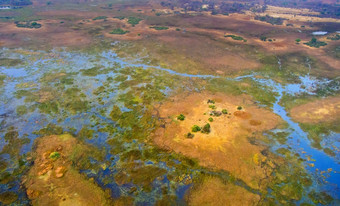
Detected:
[304,37,327,48]
[327,34,340,41]
[15,21,41,29]
[92,16,107,21]
[201,123,211,134]
[49,152,60,160]
[113,16,125,20]
[207,99,215,104]
[222,109,228,114]
[255,15,285,25]
[150,26,169,30]
[191,125,201,132]
[224,35,247,42]
[177,114,185,121]
[186,132,195,138]
[110,28,129,35]
[127,17,142,26]
[208,117,213,122]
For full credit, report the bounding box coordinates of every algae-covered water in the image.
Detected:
[0,47,339,205]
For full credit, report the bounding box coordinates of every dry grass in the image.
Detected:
[153,92,282,189]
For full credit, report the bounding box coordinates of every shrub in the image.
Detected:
[208,117,213,122]
[186,132,195,138]
[304,37,327,48]
[127,17,142,26]
[177,114,185,121]
[260,36,267,41]
[49,152,60,160]
[150,26,169,30]
[210,111,222,116]
[295,38,301,43]
[176,28,181,31]
[207,99,215,104]
[110,28,129,35]
[222,109,228,114]
[237,106,242,110]
[192,125,201,132]
[209,105,216,109]
[202,123,211,134]
[93,16,107,20]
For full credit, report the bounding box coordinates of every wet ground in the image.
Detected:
[0,47,339,205]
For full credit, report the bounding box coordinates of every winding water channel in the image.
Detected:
[0,48,339,203]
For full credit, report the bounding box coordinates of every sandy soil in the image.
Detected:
[290,96,340,124]
[186,177,260,206]
[22,134,112,206]
[153,92,282,190]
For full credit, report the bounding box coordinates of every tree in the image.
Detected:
[295,38,301,43]
[192,125,201,132]
[202,123,211,134]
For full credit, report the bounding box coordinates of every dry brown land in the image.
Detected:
[22,134,113,206]
[186,177,260,206]
[290,96,340,124]
[153,92,282,189]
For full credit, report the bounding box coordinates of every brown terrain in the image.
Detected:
[290,96,340,124]
[153,92,283,190]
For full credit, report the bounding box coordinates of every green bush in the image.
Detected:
[192,125,201,132]
[127,17,142,26]
[202,123,211,134]
[207,99,215,104]
[237,106,242,110]
[208,117,213,122]
[304,37,327,48]
[222,109,228,114]
[209,105,216,109]
[186,132,195,138]
[49,152,60,160]
[93,16,107,20]
[110,28,129,35]
[177,114,185,121]
[150,26,169,30]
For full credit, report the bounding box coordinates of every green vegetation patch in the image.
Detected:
[0,58,22,66]
[92,16,107,21]
[110,28,129,35]
[255,15,285,25]
[224,35,247,42]
[177,114,185,121]
[327,34,340,41]
[304,37,327,48]
[49,152,60,160]
[127,17,142,26]
[201,123,211,134]
[191,125,201,132]
[150,26,169,30]
[15,21,41,29]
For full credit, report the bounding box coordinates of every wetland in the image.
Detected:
[0,0,340,205]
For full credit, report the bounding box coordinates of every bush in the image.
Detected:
[207,99,215,104]
[222,109,228,114]
[93,16,107,20]
[177,114,185,121]
[186,132,195,138]
[192,125,201,132]
[150,26,169,30]
[295,38,301,43]
[304,37,327,48]
[127,17,142,26]
[202,123,211,134]
[209,105,216,109]
[237,106,242,110]
[208,117,213,122]
[110,28,129,35]
[49,152,60,160]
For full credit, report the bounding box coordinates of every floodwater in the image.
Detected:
[0,48,339,204]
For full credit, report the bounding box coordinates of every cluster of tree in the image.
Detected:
[159,0,267,15]
[15,21,41,29]
[304,37,327,48]
[0,0,32,6]
[255,15,285,25]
